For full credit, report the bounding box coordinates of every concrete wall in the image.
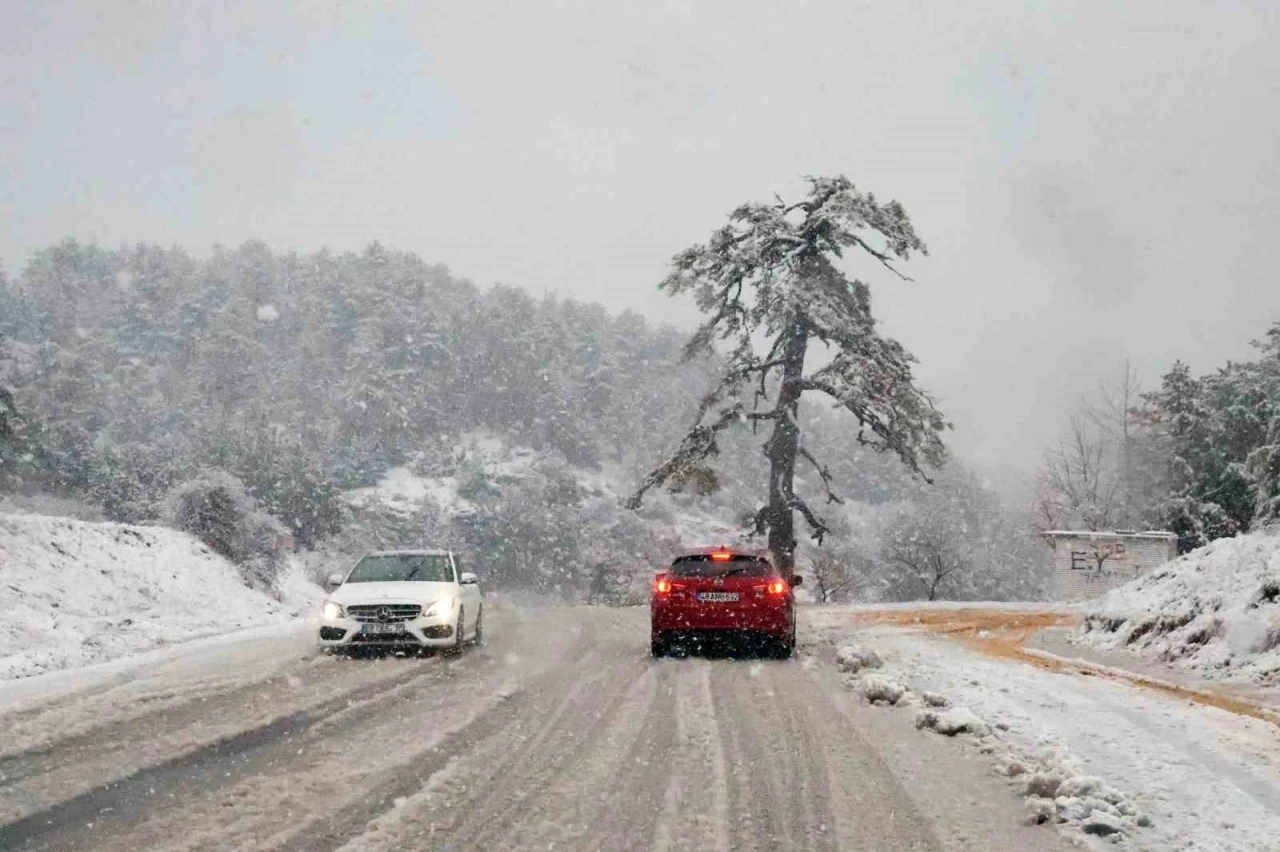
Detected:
[1042,531,1179,602]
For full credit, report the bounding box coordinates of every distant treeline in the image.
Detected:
[0,240,708,544]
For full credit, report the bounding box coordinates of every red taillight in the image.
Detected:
[711,550,732,562]
[767,580,787,595]
[655,578,672,594]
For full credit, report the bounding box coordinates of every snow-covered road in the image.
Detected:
[0,604,1073,852]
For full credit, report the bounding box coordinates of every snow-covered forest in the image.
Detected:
[1035,329,1280,554]
[1,238,1050,601]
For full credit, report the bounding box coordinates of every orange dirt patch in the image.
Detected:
[850,607,1280,727]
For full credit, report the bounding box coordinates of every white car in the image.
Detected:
[318,550,483,653]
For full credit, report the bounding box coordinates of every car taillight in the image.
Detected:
[767,580,787,595]
[655,578,672,594]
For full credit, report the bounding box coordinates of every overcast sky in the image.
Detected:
[3,0,1279,472]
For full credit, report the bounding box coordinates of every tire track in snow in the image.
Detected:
[0,654,466,850]
[272,649,640,852]
[651,661,731,852]
[0,655,437,801]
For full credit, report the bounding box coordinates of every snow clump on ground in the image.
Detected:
[856,672,907,705]
[915,705,991,737]
[1014,744,1147,837]
[834,642,883,673]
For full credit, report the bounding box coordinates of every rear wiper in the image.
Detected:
[718,566,750,578]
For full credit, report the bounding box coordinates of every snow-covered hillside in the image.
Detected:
[0,513,313,680]
[345,432,748,547]
[1077,528,1280,684]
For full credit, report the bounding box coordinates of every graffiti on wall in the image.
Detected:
[1068,542,1137,585]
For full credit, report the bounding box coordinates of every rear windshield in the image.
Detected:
[347,554,454,583]
[670,555,777,578]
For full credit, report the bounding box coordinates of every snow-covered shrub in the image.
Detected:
[163,469,290,591]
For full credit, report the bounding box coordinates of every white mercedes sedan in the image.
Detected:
[318,550,482,654]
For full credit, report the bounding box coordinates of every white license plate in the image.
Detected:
[361,623,406,635]
[697,592,740,602]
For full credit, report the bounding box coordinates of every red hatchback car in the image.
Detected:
[650,547,800,658]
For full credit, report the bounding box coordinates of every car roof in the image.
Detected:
[674,546,772,560]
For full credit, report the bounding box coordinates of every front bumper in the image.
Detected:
[318,613,458,648]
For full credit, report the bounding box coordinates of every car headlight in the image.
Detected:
[422,599,451,619]
[322,600,345,620]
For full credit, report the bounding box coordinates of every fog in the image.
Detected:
[4,0,1279,470]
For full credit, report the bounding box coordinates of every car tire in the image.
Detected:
[473,606,484,646]
[651,633,667,658]
[448,608,464,655]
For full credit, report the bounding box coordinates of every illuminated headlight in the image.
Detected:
[322,600,345,620]
[422,599,451,619]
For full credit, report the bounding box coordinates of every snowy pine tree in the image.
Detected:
[1249,415,1280,529]
[628,176,948,573]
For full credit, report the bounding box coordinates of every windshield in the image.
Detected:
[670,555,777,578]
[346,554,453,583]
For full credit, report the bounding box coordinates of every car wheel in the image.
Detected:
[473,606,484,646]
[651,632,667,658]
[449,608,465,655]
[772,624,795,659]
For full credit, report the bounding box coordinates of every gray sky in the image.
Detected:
[3,0,1279,471]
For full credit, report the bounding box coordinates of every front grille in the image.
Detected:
[350,632,421,644]
[346,604,422,623]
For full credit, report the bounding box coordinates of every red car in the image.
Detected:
[650,547,800,658]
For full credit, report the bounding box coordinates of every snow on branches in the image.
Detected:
[630,175,948,571]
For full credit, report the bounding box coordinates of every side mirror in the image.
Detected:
[790,575,803,587]
[324,572,345,591]
[460,572,479,585]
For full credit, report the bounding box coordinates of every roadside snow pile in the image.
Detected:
[1078,528,1280,683]
[822,623,1147,844]
[910,695,1145,836]
[0,513,301,680]
[916,705,991,736]
[857,673,907,705]
[835,642,883,673]
[1015,746,1148,836]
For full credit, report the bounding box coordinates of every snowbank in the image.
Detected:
[810,607,1280,851]
[1078,528,1280,684]
[0,513,305,680]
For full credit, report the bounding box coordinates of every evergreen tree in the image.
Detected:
[1249,415,1280,528]
[628,176,948,573]
[1136,362,1239,551]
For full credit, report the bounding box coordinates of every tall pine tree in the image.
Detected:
[628,176,948,574]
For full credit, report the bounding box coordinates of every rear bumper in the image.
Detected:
[651,605,792,638]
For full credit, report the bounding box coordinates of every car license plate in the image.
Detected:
[697,592,740,602]
[361,623,406,635]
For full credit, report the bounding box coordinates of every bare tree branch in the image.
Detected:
[798,445,845,505]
